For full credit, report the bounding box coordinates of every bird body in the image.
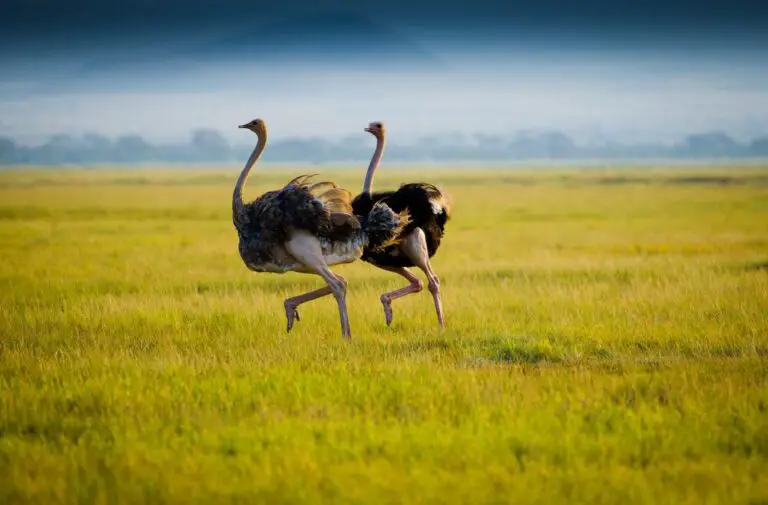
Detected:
[238,177,403,274]
[236,177,358,273]
[351,182,451,268]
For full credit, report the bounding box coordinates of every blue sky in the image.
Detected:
[1,1,767,144]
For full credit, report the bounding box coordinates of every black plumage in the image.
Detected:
[352,182,451,268]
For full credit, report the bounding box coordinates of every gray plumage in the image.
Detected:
[235,175,409,273]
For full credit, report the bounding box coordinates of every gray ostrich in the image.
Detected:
[232,118,409,339]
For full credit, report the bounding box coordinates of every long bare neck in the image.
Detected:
[232,132,267,224]
[362,132,386,195]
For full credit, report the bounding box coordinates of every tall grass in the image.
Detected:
[1,166,767,504]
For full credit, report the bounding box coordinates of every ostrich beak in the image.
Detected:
[364,127,372,133]
[238,124,248,129]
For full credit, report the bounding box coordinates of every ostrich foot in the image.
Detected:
[381,296,394,326]
[284,302,300,333]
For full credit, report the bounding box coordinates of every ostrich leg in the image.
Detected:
[404,228,445,327]
[285,231,352,338]
[282,282,350,333]
[380,228,445,328]
[378,267,423,326]
[421,261,445,328]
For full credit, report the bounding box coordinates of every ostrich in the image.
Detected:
[351,121,452,327]
[233,118,409,339]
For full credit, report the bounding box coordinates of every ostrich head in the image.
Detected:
[364,121,385,138]
[239,118,266,135]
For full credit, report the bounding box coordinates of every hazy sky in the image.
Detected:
[2,1,767,144]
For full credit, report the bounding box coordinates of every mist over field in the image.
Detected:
[2,1,768,163]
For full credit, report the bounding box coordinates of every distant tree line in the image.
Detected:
[1,129,768,165]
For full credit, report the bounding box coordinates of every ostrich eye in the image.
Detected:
[375,123,382,128]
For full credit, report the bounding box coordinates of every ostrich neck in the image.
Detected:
[362,134,386,195]
[232,132,267,226]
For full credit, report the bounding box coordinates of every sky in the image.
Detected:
[1,0,767,145]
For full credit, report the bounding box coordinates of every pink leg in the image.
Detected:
[400,228,445,328]
[425,269,444,328]
[378,267,423,326]
[285,231,352,339]
[283,286,332,333]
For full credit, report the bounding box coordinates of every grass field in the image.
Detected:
[1,165,767,504]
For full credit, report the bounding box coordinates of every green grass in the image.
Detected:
[1,165,767,504]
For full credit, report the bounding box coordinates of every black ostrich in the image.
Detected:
[351,122,452,327]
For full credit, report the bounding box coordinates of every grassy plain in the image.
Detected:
[0,164,767,504]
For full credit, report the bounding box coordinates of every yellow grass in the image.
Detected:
[1,165,767,504]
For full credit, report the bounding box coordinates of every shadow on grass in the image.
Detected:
[390,339,454,354]
[744,260,768,272]
[462,267,635,286]
[386,334,615,366]
[484,336,566,364]
[384,333,754,370]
